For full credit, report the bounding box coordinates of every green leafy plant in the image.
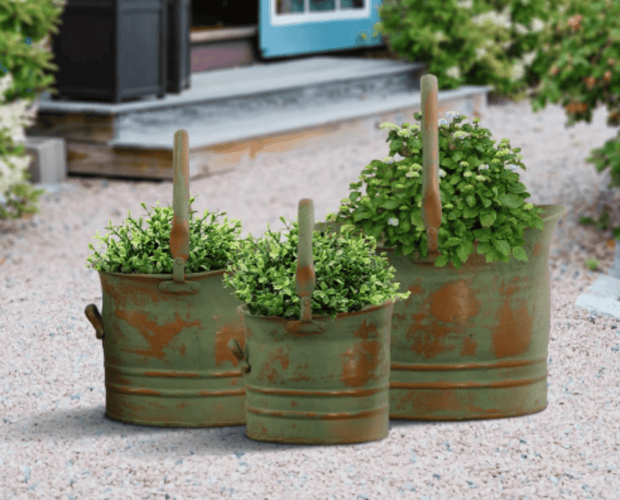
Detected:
[0,0,66,222]
[0,73,47,221]
[85,194,244,275]
[364,0,569,101]
[527,0,620,241]
[584,257,600,272]
[325,110,545,270]
[222,216,411,320]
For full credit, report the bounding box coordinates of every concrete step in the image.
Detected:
[29,56,491,181]
[575,244,620,319]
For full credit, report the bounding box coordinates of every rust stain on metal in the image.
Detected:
[169,215,190,262]
[429,279,481,323]
[289,363,313,382]
[296,265,316,295]
[401,279,482,359]
[258,347,290,384]
[393,390,499,416]
[460,335,478,356]
[214,318,245,367]
[143,370,199,377]
[114,308,200,360]
[492,278,534,358]
[105,370,132,388]
[340,319,382,388]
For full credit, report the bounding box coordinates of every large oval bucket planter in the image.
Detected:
[228,199,394,444]
[84,130,246,427]
[379,203,566,421]
[315,74,567,421]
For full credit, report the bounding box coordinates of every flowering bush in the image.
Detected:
[223,216,410,320]
[365,0,568,100]
[0,0,66,223]
[325,111,545,270]
[527,0,620,240]
[85,194,244,274]
[0,73,47,221]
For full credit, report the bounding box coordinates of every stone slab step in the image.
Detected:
[575,272,620,320]
[29,56,490,181]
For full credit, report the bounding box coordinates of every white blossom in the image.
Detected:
[471,6,512,29]
[0,72,38,197]
[514,23,529,35]
[510,62,525,82]
[445,66,461,80]
[434,31,447,42]
[456,0,473,9]
[521,50,538,67]
[530,18,545,33]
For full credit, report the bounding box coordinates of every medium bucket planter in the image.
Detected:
[315,75,567,421]
[228,199,394,444]
[84,130,247,427]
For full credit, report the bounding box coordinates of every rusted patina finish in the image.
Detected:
[313,73,567,421]
[382,204,565,420]
[84,129,246,427]
[228,199,393,444]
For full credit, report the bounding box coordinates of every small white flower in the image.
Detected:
[521,50,538,67]
[514,23,529,36]
[383,156,395,164]
[388,218,399,226]
[405,171,420,178]
[463,171,473,178]
[434,31,447,42]
[439,169,447,177]
[446,111,464,120]
[471,6,512,29]
[475,175,486,182]
[453,131,469,140]
[439,118,449,127]
[510,63,525,82]
[397,128,411,138]
[506,164,518,171]
[524,203,534,210]
[456,0,473,9]
[530,18,545,33]
[478,164,490,170]
[379,122,399,131]
[445,66,461,80]
[475,47,487,61]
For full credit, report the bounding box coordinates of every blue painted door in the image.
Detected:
[259,0,385,58]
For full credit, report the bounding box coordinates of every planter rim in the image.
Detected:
[95,267,228,279]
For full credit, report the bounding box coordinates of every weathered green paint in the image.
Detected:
[228,199,393,444]
[84,130,246,427]
[313,74,567,421]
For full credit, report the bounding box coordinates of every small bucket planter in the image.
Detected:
[226,199,409,444]
[84,130,247,427]
[319,74,567,421]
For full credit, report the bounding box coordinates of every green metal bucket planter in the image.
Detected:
[84,130,247,427]
[316,75,567,421]
[228,199,394,444]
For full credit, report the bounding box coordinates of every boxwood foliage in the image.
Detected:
[223,215,411,320]
[85,194,243,274]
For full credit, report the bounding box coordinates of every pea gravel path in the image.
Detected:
[1,95,619,500]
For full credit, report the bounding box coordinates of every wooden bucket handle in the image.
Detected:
[420,74,442,256]
[286,199,326,334]
[169,129,191,283]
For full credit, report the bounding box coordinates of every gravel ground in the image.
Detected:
[1,95,620,500]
